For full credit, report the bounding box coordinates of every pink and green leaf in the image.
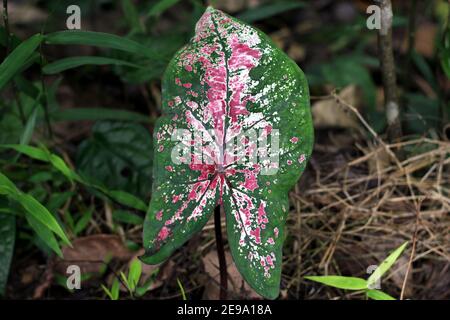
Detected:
[141,7,313,299]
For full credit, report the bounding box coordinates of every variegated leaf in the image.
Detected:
[141,7,313,299]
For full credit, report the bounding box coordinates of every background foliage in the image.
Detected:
[0,0,448,300]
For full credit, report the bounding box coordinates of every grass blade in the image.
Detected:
[43,56,140,74]
[107,190,147,212]
[177,278,187,300]
[0,34,43,90]
[366,289,396,300]
[44,31,158,59]
[50,107,151,123]
[25,213,63,258]
[111,278,120,300]
[15,193,71,246]
[304,276,367,290]
[0,172,19,192]
[48,153,80,181]
[1,144,48,161]
[128,259,142,291]
[101,284,114,300]
[73,208,94,235]
[1,144,148,212]
[113,210,144,225]
[0,172,71,247]
[367,242,408,288]
[121,0,144,33]
[20,106,40,145]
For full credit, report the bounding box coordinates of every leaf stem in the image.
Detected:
[2,0,10,52]
[403,0,417,90]
[38,5,53,138]
[38,47,53,138]
[214,205,227,300]
[2,0,26,124]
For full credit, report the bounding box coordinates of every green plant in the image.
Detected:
[0,0,169,297]
[0,143,149,295]
[1,144,147,211]
[102,259,156,300]
[76,121,153,199]
[140,7,314,299]
[305,242,409,300]
[177,278,187,300]
[438,6,450,79]
[0,171,71,255]
[101,278,120,301]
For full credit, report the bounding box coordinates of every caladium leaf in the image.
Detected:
[141,7,313,299]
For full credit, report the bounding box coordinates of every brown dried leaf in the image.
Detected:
[312,85,361,129]
[55,234,134,275]
[202,250,259,300]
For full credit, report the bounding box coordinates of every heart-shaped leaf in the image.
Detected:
[141,7,313,299]
[76,121,153,198]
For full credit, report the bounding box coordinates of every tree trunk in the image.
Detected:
[378,0,402,142]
